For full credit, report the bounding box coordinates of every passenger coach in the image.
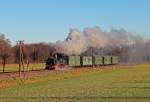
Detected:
[45,53,119,70]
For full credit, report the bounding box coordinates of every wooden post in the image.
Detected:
[91,47,94,68]
[2,58,5,72]
[19,41,22,77]
[26,59,29,71]
[17,40,24,77]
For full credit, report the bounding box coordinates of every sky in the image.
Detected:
[0,0,150,44]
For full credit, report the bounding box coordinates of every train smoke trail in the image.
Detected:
[54,26,150,63]
[55,26,129,55]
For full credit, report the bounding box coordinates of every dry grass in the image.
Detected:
[0,63,45,72]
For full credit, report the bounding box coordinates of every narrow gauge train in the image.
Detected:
[45,53,119,70]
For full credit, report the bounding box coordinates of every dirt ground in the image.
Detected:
[0,64,124,81]
[0,67,73,81]
[0,70,55,80]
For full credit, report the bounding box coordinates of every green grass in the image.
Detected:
[1,64,150,102]
[0,63,45,72]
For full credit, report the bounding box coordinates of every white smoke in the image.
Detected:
[53,26,150,63]
[55,26,129,55]
[107,28,130,47]
[83,27,108,48]
[55,29,87,55]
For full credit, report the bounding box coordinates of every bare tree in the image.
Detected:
[0,34,12,72]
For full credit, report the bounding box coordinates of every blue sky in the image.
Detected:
[0,0,150,44]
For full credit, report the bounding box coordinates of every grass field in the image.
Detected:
[0,63,45,72]
[0,64,150,102]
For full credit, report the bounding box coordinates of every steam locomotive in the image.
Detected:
[45,53,119,70]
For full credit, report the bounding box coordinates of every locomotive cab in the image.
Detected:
[45,53,68,70]
[45,57,55,70]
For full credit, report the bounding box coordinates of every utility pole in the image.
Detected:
[91,47,94,67]
[16,40,24,77]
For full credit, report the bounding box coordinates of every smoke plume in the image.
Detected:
[55,26,129,55]
[53,26,150,63]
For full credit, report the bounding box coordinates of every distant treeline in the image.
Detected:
[0,34,54,64]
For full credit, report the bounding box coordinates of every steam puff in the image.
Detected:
[55,26,129,55]
[84,27,107,48]
[55,29,87,55]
